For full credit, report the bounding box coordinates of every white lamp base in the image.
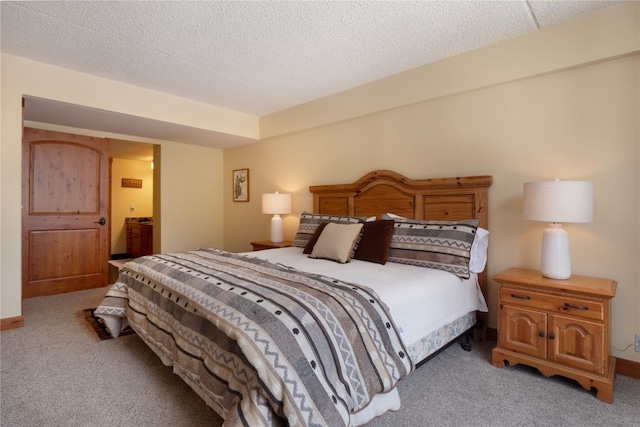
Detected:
[270,214,283,243]
[540,223,571,279]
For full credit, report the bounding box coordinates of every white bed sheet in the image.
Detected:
[245,247,488,354]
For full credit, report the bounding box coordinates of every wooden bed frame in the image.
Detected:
[310,169,493,339]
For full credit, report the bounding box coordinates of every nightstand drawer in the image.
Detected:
[500,287,604,321]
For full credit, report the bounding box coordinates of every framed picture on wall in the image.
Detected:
[233,168,249,202]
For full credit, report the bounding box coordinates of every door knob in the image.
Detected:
[94,217,106,226]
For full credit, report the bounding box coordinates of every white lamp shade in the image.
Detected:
[262,193,292,215]
[523,180,593,223]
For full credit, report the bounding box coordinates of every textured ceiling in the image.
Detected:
[1,0,625,149]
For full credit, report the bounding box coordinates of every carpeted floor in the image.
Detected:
[1,286,639,426]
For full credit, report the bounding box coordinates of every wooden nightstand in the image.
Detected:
[492,268,617,403]
[250,240,293,251]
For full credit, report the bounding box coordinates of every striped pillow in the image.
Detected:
[293,212,366,248]
[387,218,480,279]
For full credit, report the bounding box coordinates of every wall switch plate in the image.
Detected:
[635,334,640,352]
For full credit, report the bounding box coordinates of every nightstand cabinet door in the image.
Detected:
[549,314,605,374]
[499,305,547,358]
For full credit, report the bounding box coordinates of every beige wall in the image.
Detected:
[111,158,154,254]
[224,4,639,362]
[1,55,235,321]
[158,141,224,253]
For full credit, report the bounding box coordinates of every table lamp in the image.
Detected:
[523,179,593,279]
[262,192,292,243]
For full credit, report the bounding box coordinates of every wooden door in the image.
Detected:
[548,314,604,374]
[498,305,547,358]
[22,128,109,298]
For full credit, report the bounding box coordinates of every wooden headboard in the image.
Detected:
[309,170,493,338]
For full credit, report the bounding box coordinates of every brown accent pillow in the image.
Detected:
[353,219,395,264]
[303,222,329,254]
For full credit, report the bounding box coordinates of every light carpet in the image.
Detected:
[1,286,638,426]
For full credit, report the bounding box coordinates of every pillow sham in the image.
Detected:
[292,212,367,248]
[353,219,395,264]
[309,223,364,263]
[382,213,489,274]
[387,217,480,279]
[303,222,328,254]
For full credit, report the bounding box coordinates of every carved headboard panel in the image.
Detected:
[309,170,493,338]
[310,170,492,229]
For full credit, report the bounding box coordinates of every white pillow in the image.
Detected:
[469,227,489,273]
[382,212,405,220]
[309,223,364,263]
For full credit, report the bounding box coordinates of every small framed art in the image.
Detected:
[233,168,249,202]
[122,178,143,188]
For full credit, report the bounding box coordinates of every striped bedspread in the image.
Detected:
[96,249,413,426]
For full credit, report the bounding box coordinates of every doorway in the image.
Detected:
[22,129,157,298]
[108,139,155,260]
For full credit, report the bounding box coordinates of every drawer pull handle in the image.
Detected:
[564,303,588,311]
[510,293,531,300]
[538,331,544,338]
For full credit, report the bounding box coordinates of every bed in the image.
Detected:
[95,170,493,426]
